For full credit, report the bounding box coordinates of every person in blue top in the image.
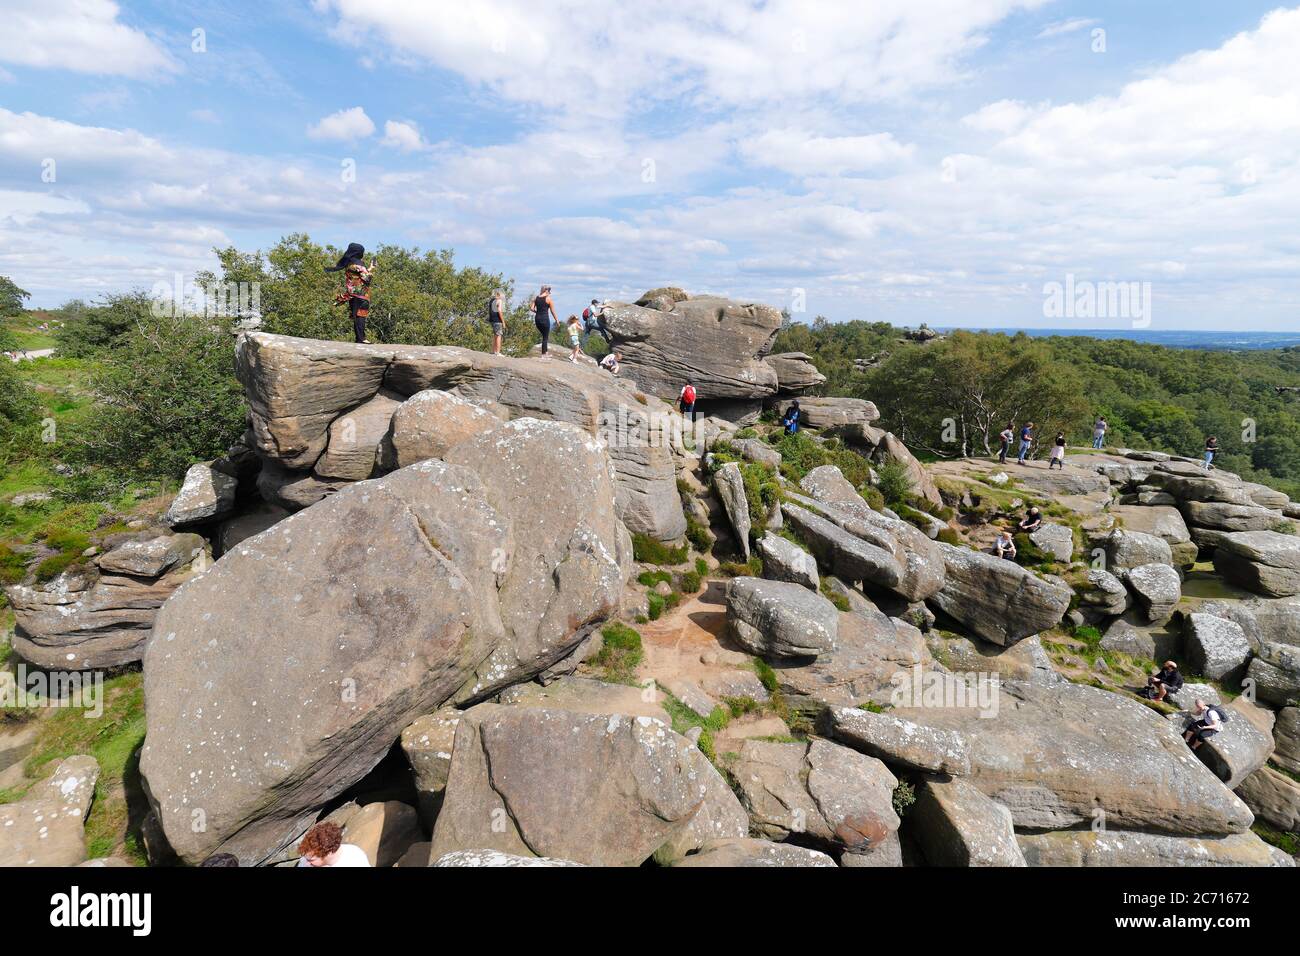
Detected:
[782,400,801,434]
[1016,421,1035,465]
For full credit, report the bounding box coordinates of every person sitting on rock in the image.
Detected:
[599,351,621,375]
[1049,431,1067,469]
[1144,660,1183,702]
[1017,506,1042,534]
[782,400,801,434]
[1183,699,1223,750]
[993,530,1017,560]
[296,821,371,867]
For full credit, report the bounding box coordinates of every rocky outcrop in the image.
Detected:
[6,534,208,670]
[928,544,1071,646]
[428,706,746,866]
[877,432,942,506]
[1184,613,1252,682]
[601,295,781,401]
[1181,698,1274,790]
[1213,530,1300,597]
[164,462,238,527]
[1246,641,1300,706]
[890,681,1254,835]
[673,838,837,867]
[140,420,629,865]
[910,776,1026,867]
[1105,529,1173,571]
[713,462,751,559]
[1124,563,1181,623]
[795,398,880,430]
[756,532,818,590]
[725,577,838,659]
[1235,766,1300,834]
[827,706,970,775]
[235,332,685,542]
[1017,830,1289,867]
[766,353,826,393]
[728,738,900,853]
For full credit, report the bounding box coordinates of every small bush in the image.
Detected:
[647,593,666,620]
[680,569,703,594]
[892,780,917,817]
[590,622,644,684]
[637,570,672,588]
[819,577,851,612]
[875,456,914,508]
[685,516,714,553]
[936,527,963,546]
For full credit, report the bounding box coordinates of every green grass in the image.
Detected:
[14,671,149,864]
[631,533,688,566]
[1253,823,1299,856]
[588,622,644,685]
[637,570,672,588]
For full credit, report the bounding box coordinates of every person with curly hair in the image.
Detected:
[296,821,371,867]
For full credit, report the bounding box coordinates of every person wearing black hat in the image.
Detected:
[326,242,375,343]
[782,399,801,434]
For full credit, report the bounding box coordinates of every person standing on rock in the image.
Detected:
[486,289,507,356]
[326,242,375,344]
[565,314,584,363]
[1016,421,1035,465]
[1202,435,1218,470]
[583,299,613,345]
[679,381,697,422]
[1092,416,1108,449]
[530,285,558,355]
[1049,431,1067,469]
[997,422,1014,463]
[782,400,801,434]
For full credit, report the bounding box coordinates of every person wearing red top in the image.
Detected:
[326,242,375,344]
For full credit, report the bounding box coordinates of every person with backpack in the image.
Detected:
[1183,699,1226,750]
[1202,435,1218,470]
[782,400,801,435]
[486,289,507,356]
[679,382,697,421]
[326,242,375,344]
[583,299,613,345]
[530,285,558,355]
[1143,661,1183,701]
[1016,421,1035,465]
[997,422,1014,464]
[1049,431,1067,469]
[1092,416,1108,449]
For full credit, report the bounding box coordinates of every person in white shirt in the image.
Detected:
[993,531,1017,560]
[599,351,621,375]
[296,821,372,867]
[1183,699,1223,750]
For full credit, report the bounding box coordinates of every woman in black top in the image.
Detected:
[531,285,558,355]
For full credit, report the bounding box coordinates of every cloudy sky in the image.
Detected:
[2,0,1299,330]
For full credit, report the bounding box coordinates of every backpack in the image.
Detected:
[1209,705,1229,723]
[682,386,696,405]
[486,297,499,323]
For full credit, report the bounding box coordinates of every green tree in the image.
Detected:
[0,275,30,316]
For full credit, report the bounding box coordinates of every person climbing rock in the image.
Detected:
[679,381,697,421]
[583,299,612,345]
[530,285,558,355]
[326,242,375,344]
[486,288,507,356]
[1049,431,1067,469]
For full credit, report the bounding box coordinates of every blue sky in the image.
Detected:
[2,1,1299,330]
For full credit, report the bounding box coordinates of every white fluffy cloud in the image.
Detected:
[380,120,425,152]
[0,0,175,78]
[740,129,914,177]
[306,107,376,141]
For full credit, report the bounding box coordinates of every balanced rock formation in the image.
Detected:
[235,332,686,542]
[140,419,630,865]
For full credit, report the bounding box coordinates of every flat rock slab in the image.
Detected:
[910,775,1026,867]
[1017,830,1291,867]
[672,838,836,867]
[828,706,970,775]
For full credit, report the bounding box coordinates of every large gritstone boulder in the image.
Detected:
[1246,641,1300,706]
[1108,505,1195,566]
[728,738,900,853]
[427,705,746,866]
[1184,613,1252,682]
[235,332,685,542]
[826,706,970,775]
[1124,562,1181,624]
[928,544,1071,646]
[1105,529,1173,571]
[1179,698,1274,790]
[910,776,1026,867]
[6,534,208,670]
[756,532,818,590]
[889,680,1254,835]
[725,577,838,660]
[672,839,836,867]
[164,461,239,527]
[713,462,751,560]
[1213,531,1300,597]
[139,420,628,865]
[1236,767,1300,834]
[794,397,880,430]
[600,295,782,401]
[1018,830,1290,867]
[766,353,826,393]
